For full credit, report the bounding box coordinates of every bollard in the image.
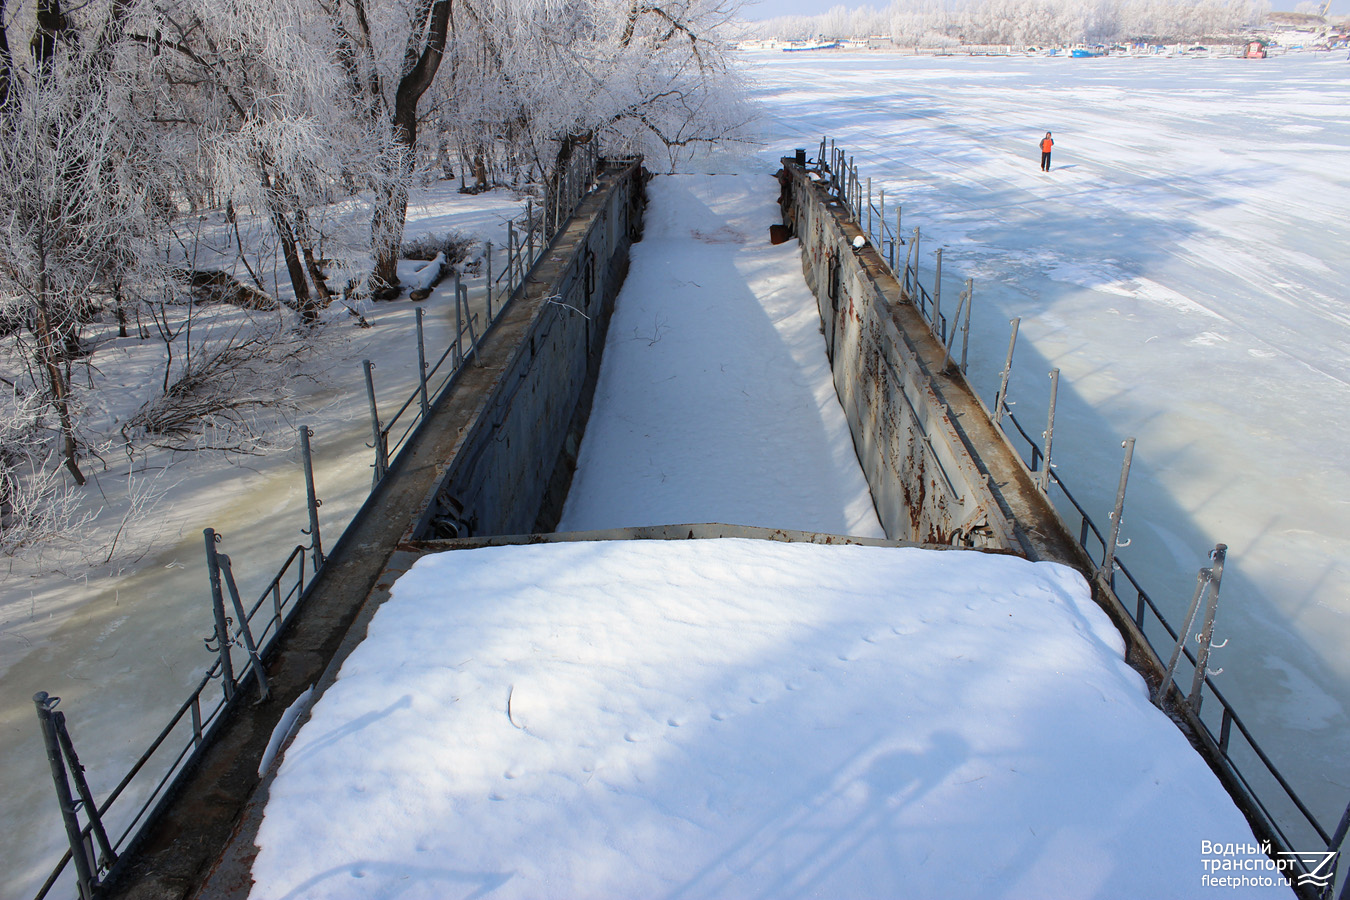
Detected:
[994,317,1020,425]
[204,528,235,700]
[363,360,388,485]
[415,307,430,418]
[1101,437,1135,586]
[1157,568,1212,705]
[961,277,973,373]
[35,693,99,899]
[1037,368,1059,492]
[1188,544,1227,713]
[299,426,324,571]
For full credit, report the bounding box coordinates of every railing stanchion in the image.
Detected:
[867,176,873,239]
[527,199,535,268]
[1037,368,1059,492]
[994,317,1020,425]
[485,240,494,321]
[53,711,116,873]
[1188,544,1227,714]
[460,277,478,357]
[217,554,270,702]
[934,247,944,341]
[878,187,885,252]
[415,307,430,418]
[191,695,203,746]
[1157,568,1212,705]
[944,281,966,372]
[204,528,235,700]
[453,276,463,367]
[1101,437,1135,587]
[911,227,920,297]
[362,360,387,485]
[960,277,973,373]
[300,426,324,571]
[849,155,855,215]
[34,692,98,900]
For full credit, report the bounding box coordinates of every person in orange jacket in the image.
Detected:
[1040,132,1054,171]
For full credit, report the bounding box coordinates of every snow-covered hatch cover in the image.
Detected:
[248,539,1287,899]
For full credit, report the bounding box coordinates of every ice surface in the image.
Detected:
[249,539,1289,899]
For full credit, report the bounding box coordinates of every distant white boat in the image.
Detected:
[783,41,840,52]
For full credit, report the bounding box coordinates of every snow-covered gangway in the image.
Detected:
[242,173,1290,898]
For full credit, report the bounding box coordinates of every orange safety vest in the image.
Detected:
[1040,137,1054,152]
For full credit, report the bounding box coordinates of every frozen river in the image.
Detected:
[740,49,1350,849]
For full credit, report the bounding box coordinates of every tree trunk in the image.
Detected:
[472,150,487,188]
[371,0,453,294]
[259,168,315,322]
[30,0,67,67]
[115,286,128,338]
[32,295,85,485]
[0,0,12,108]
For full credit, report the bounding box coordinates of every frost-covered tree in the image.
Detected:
[312,0,455,295]
[751,0,1270,44]
[132,0,403,314]
[431,0,751,189]
[0,0,158,486]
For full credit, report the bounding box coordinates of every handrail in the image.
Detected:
[997,401,1336,892]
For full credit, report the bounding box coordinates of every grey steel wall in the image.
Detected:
[782,167,1016,549]
[410,162,644,541]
